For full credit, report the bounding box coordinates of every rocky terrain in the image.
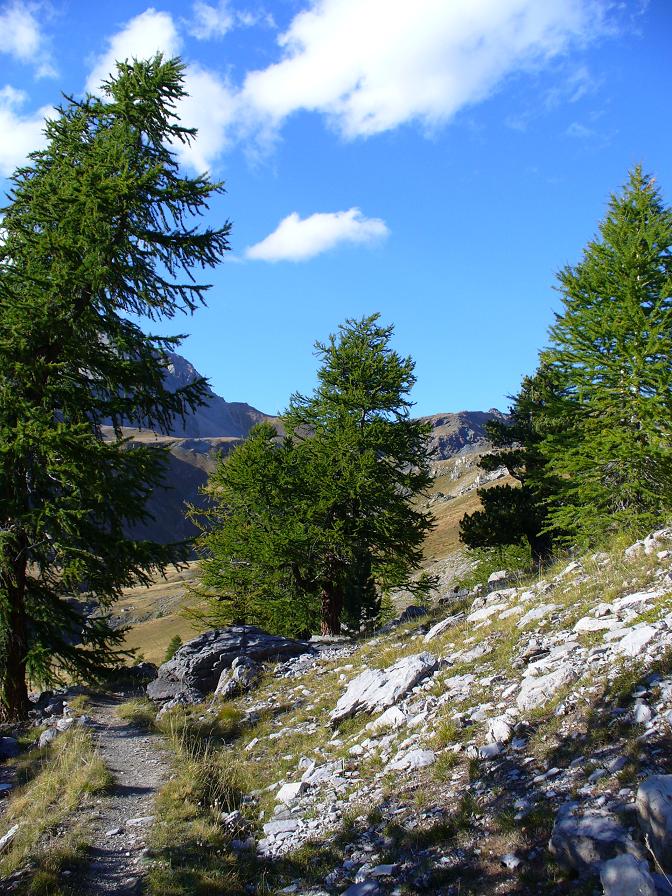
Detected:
[6,530,672,895]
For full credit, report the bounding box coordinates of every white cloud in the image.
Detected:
[0,85,51,176]
[565,120,594,138]
[0,2,56,78]
[242,0,606,139]
[246,208,388,262]
[176,65,238,171]
[188,1,234,40]
[85,8,181,93]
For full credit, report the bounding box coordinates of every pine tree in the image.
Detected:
[194,423,322,638]
[163,634,184,663]
[542,167,672,545]
[0,56,231,720]
[196,316,435,636]
[459,364,565,565]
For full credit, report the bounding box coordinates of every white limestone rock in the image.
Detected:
[467,603,509,624]
[423,614,464,643]
[366,706,407,733]
[517,665,578,711]
[614,625,657,658]
[388,748,435,771]
[276,782,307,804]
[330,652,438,726]
[517,604,558,628]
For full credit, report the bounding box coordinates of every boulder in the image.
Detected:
[517,664,578,711]
[423,613,465,643]
[549,806,644,874]
[215,656,261,699]
[637,775,672,871]
[600,854,656,896]
[330,652,438,726]
[147,626,311,702]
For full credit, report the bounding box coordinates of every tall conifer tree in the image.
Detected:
[0,56,230,719]
[197,316,434,636]
[542,167,672,544]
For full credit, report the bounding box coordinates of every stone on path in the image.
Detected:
[148,625,311,702]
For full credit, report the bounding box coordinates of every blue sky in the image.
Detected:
[1,0,670,417]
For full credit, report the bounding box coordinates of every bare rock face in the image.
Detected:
[215,656,262,699]
[637,775,672,871]
[147,626,312,702]
[330,652,438,726]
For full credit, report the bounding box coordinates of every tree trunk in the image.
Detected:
[528,529,553,570]
[320,584,343,636]
[1,546,31,722]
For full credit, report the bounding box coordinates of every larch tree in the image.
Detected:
[0,56,230,720]
[196,315,435,637]
[542,166,672,545]
[459,363,565,566]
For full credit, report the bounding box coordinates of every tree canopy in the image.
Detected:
[541,166,672,545]
[459,364,565,565]
[0,55,230,719]
[196,315,435,636]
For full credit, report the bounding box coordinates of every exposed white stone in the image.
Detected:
[517,604,558,628]
[574,616,623,633]
[0,824,19,854]
[486,716,513,744]
[388,748,435,771]
[423,614,464,643]
[517,665,577,711]
[330,653,438,725]
[365,705,408,733]
[614,625,657,658]
[276,782,307,804]
[467,603,508,623]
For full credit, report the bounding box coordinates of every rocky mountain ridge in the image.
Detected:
[122,352,506,545]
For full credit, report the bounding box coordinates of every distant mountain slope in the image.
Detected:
[120,354,506,548]
[161,353,275,438]
[421,409,506,459]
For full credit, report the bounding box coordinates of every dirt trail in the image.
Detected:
[81,696,169,895]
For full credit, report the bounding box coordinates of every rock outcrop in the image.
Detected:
[330,652,439,726]
[147,626,312,702]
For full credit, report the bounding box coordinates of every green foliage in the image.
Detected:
[196,315,435,635]
[0,55,230,718]
[460,364,564,564]
[542,166,672,546]
[164,634,184,663]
